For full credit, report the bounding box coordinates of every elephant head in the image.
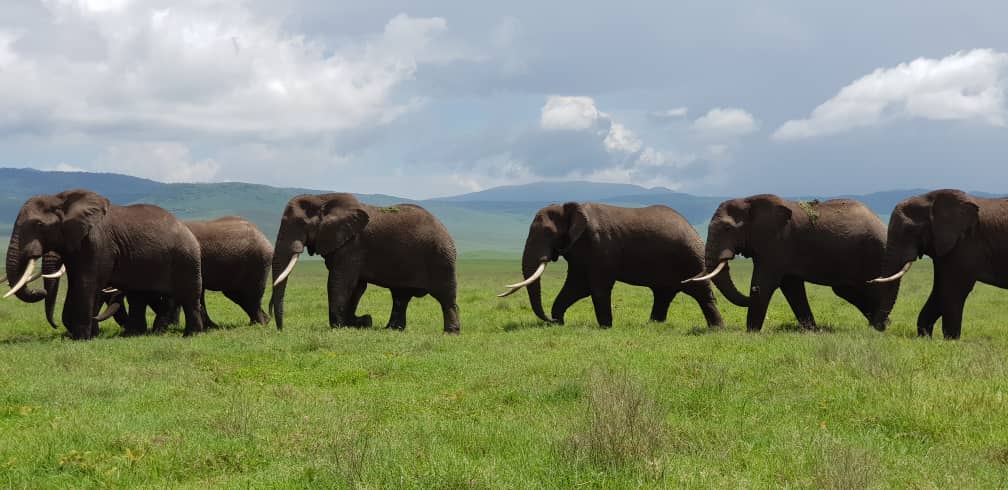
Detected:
[871,189,979,283]
[690,195,791,307]
[498,202,591,323]
[5,190,109,306]
[268,193,369,329]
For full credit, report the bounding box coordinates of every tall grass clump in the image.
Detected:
[567,370,667,468]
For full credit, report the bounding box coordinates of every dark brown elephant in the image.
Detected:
[499,202,730,328]
[870,189,1008,339]
[691,194,898,332]
[269,193,460,333]
[4,189,204,339]
[49,216,273,332]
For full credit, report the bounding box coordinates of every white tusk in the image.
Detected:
[496,287,521,298]
[4,258,38,299]
[42,265,66,279]
[868,261,913,284]
[682,261,726,284]
[102,287,120,294]
[273,253,300,287]
[498,262,547,296]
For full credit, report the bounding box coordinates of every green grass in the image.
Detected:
[2,259,1008,488]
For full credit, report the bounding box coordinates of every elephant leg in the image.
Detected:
[223,289,269,326]
[123,293,149,336]
[551,272,590,325]
[831,284,878,328]
[386,288,415,330]
[938,274,975,340]
[197,290,219,329]
[324,255,362,328]
[429,282,460,334]
[588,276,616,328]
[347,280,372,327]
[916,286,941,338]
[746,267,780,332]
[780,277,815,329]
[681,281,724,328]
[649,288,676,323]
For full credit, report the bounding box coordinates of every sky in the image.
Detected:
[1,0,1006,199]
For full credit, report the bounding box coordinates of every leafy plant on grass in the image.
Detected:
[567,369,667,469]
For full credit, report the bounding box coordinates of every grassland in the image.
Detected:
[1,259,1008,488]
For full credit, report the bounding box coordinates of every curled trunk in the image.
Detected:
[5,229,45,303]
[521,246,553,323]
[710,261,750,307]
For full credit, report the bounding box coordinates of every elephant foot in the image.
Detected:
[443,326,460,335]
[916,327,934,338]
[352,314,372,328]
[386,324,406,331]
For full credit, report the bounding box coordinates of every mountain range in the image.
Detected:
[1,167,1003,254]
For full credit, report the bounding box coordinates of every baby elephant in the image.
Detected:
[500,202,724,328]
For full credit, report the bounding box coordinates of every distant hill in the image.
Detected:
[1,168,1004,253]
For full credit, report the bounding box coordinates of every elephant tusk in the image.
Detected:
[94,301,121,322]
[682,261,727,284]
[868,261,913,284]
[41,265,66,279]
[497,262,547,296]
[4,258,38,299]
[102,287,120,294]
[273,253,300,287]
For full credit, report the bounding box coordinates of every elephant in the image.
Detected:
[499,202,727,328]
[4,189,205,339]
[268,193,460,333]
[46,216,272,333]
[690,194,899,332]
[869,189,1008,339]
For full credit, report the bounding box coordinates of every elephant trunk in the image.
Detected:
[269,228,303,330]
[703,235,749,307]
[522,243,554,323]
[710,260,750,307]
[42,253,63,328]
[5,228,45,303]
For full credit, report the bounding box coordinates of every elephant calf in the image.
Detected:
[871,189,1008,339]
[691,194,899,332]
[270,193,460,333]
[500,202,725,328]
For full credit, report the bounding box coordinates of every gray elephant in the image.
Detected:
[689,194,898,332]
[4,189,204,339]
[50,216,273,332]
[269,193,460,333]
[499,202,726,328]
[870,189,1008,339]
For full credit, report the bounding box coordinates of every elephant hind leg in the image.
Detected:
[430,287,460,335]
[648,288,677,323]
[387,288,416,330]
[781,277,816,329]
[681,281,724,328]
[222,289,268,326]
[831,284,876,327]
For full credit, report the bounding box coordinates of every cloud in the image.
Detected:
[540,96,605,130]
[648,107,689,120]
[691,108,758,136]
[97,142,220,182]
[0,5,456,138]
[773,49,1008,141]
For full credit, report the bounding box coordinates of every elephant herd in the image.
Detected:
[3,188,1005,340]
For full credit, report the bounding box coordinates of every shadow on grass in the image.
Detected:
[501,320,554,332]
[773,322,837,334]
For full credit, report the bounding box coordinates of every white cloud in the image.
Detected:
[649,107,689,119]
[97,142,220,182]
[691,108,758,136]
[54,163,86,172]
[0,5,455,138]
[603,122,642,153]
[773,49,1008,141]
[540,96,604,130]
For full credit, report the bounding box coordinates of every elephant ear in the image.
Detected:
[59,190,109,253]
[747,197,792,240]
[561,202,591,252]
[931,191,979,257]
[315,203,370,257]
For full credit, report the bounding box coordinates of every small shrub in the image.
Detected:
[567,370,667,468]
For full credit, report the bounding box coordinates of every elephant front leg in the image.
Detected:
[551,273,590,325]
[916,287,941,337]
[937,273,976,340]
[324,256,362,328]
[123,293,149,336]
[589,277,616,328]
[780,277,815,329]
[64,276,100,340]
[648,288,676,323]
[746,268,780,332]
